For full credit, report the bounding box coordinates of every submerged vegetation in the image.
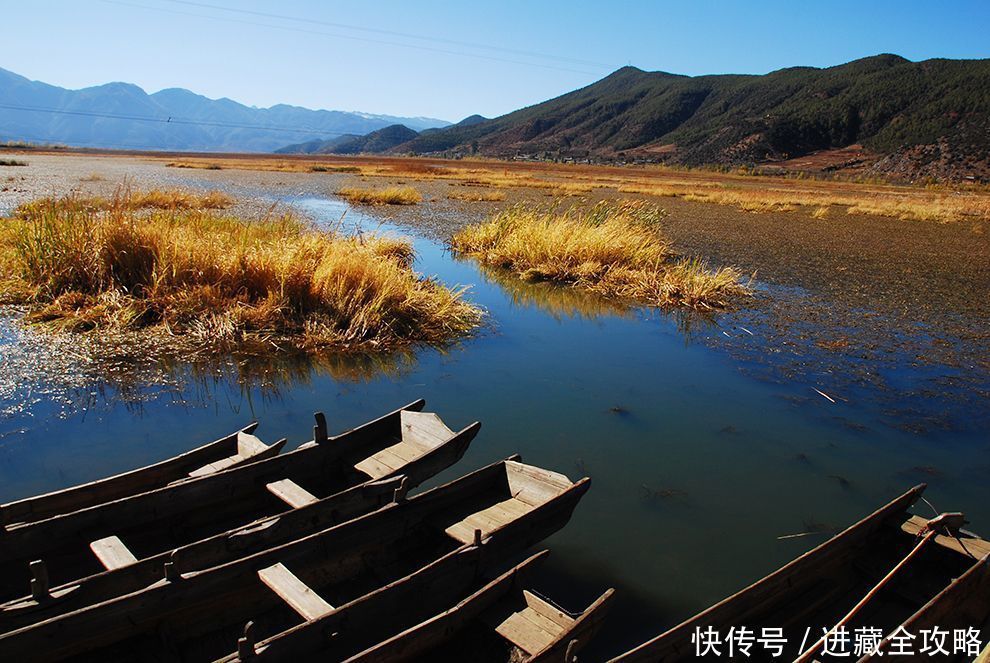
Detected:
[337,185,422,205]
[451,200,748,309]
[0,190,480,352]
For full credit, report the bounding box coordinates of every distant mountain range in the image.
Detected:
[4,56,989,180]
[281,54,990,180]
[0,67,449,152]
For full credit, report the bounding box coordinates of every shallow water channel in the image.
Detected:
[0,193,987,658]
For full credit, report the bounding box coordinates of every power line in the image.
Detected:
[165,0,616,70]
[104,0,605,76]
[0,103,386,138]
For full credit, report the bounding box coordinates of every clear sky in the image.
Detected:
[4,0,989,122]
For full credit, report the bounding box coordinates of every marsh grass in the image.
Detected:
[451,200,748,309]
[15,189,234,218]
[1,191,480,351]
[156,155,990,224]
[338,186,422,205]
[446,190,506,202]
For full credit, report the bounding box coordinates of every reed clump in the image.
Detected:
[337,186,422,205]
[451,200,748,309]
[0,191,480,351]
[14,189,234,218]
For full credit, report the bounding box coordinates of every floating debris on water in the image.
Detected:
[813,388,837,404]
[641,484,687,500]
[827,474,852,489]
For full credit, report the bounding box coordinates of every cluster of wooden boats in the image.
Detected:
[0,400,614,661]
[2,400,987,662]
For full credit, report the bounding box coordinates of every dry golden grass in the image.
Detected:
[338,185,422,205]
[14,188,234,217]
[451,200,748,309]
[446,190,507,202]
[1,191,480,351]
[155,154,990,224]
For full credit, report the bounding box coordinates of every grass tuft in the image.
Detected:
[451,200,748,309]
[337,186,422,205]
[0,191,480,351]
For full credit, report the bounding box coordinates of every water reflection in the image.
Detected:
[468,260,631,321]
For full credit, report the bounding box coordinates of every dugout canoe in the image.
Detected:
[341,553,614,663]
[0,457,590,661]
[0,424,285,527]
[611,484,990,662]
[857,553,990,662]
[0,400,477,603]
[0,475,405,632]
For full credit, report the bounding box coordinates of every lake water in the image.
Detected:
[1,193,987,658]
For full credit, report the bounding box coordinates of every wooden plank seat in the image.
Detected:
[354,411,454,480]
[89,535,138,571]
[487,590,576,655]
[258,563,334,621]
[186,432,281,479]
[445,497,535,545]
[265,479,318,509]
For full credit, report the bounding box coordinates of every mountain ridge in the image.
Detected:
[371,54,989,180]
[0,67,450,152]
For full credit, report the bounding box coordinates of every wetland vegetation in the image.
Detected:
[0,188,480,352]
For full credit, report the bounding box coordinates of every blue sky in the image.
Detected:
[4,0,989,122]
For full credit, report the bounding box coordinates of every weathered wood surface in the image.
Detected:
[527,587,614,663]
[341,552,613,663]
[0,424,268,528]
[88,536,137,571]
[0,475,403,632]
[0,457,586,662]
[0,401,468,603]
[264,479,318,509]
[609,484,928,663]
[0,404,478,629]
[219,459,592,662]
[901,514,990,559]
[257,562,334,621]
[858,554,990,662]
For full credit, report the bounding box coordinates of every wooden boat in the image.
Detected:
[611,484,990,662]
[0,457,590,662]
[341,553,614,663]
[0,400,477,604]
[0,475,405,632]
[0,423,285,527]
[857,553,989,662]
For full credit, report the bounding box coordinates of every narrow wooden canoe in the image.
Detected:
[0,475,405,632]
[0,423,285,528]
[858,553,990,662]
[0,457,590,661]
[611,484,989,662]
[0,400,477,603]
[342,554,614,663]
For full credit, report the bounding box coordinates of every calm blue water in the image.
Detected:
[0,195,987,658]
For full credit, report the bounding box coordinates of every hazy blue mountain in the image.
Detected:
[0,67,450,152]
